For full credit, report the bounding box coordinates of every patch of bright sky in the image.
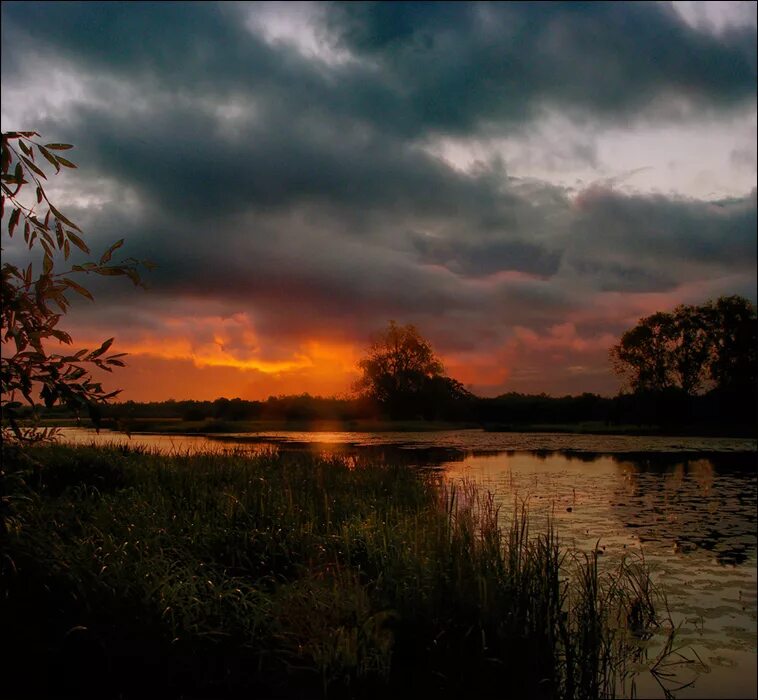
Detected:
[243,1,358,67]
[0,61,160,131]
[424,103,757,200]
[670,0,757,34]
[0,63,93,130]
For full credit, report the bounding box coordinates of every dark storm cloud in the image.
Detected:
[37,100,509,221]
[411,235,562,278]
[566,188,757,291]
[326,1,756,133]
[1,2,273,89]
[3,1,756,141]
[25,148,755,349]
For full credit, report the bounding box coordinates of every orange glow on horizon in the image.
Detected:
[71,305,627,401]
[78,330,365,401]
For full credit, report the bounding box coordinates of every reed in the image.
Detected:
[2,442,664,699]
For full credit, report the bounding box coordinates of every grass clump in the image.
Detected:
[2,443,661,699]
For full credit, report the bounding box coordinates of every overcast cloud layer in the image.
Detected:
[2,1,756,399]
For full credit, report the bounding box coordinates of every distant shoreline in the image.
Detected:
[26,416,757,440]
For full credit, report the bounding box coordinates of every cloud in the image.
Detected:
[1,1,756,399]
[326,1,756,134]
[566,187,757,291]
[4,2,755,138]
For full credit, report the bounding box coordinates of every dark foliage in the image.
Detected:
[610,296,757,396]
[354,321,473,420]
[1,131,149,443]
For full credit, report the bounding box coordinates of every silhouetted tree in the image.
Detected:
[670,304,711,395]
[355,321,468,419]
[610,296,757,397]
[610,312,677,393]
[703,295,758,391]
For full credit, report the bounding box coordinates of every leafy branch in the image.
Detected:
[1,130,152,443]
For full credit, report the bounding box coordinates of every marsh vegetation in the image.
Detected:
[3,443,669,699]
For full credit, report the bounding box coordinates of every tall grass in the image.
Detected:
[2,443,662,698]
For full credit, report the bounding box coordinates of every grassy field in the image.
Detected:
[2,443,665,699]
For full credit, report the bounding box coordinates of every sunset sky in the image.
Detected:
[2,1,756,401]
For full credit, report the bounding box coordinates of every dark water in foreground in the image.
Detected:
[59,428,757,699]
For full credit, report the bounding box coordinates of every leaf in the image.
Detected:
[99,238,124,264]
[8,207,20,236]
[51,293,69,313]
[43,252,53,275]
[50,329,73,344]
[63,278,94,301]
[96,267,126,276]
[124,267,143,286]
[66,231,90,254]
[36,186,43,203]
[48,203,81,232]
[38,145,60,172]
[21,155,47,179]
[41,229,55,247]
[44,143,74,150]
[90,337,114,359]
[55,156,77,169]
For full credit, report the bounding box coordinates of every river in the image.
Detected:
[57,427,757,699]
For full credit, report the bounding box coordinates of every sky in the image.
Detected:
[2,1,756,401]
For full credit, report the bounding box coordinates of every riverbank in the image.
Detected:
[3,443,663,699]
[31,416,481,434]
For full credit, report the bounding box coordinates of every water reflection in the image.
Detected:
[611,456,755,567]
[438,448,757,699]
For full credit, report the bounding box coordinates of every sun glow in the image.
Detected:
[97,336,366,376]
[73,319,366,400]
